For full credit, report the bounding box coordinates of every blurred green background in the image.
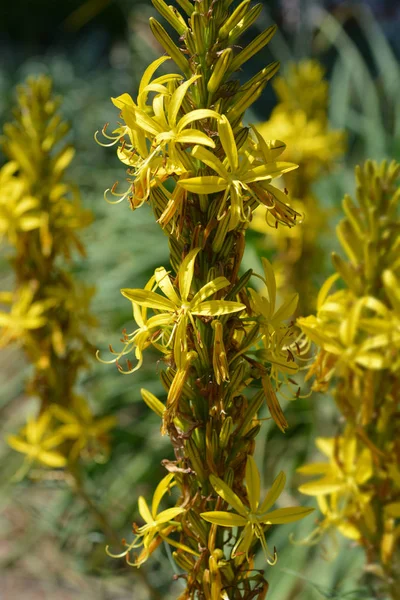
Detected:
[0,1,399,598]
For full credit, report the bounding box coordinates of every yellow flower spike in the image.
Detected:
[101,2,315,593]
[201,456,313,564]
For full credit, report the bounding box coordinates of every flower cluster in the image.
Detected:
[1,76,115,475]
[251,60,346,314]
[98,1,313,597]
[298,161,400,597]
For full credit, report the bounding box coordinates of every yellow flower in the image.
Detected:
[179,116,297,230]
[201,456,313,564]
[0,162,41,246]
[7,410,67,474]
[50,396,116,463]
[298,432,373,497]
[107,473,196,567]
[97,275,172,373]
[121,248,245,366]
[0,286,55,348]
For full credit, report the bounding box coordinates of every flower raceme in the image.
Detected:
[98,1,314,596]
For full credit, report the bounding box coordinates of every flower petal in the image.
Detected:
[179,248,201,303]
[245,455,260,512]
[259,470,286,514]
[178,176,228,194]
[209,474,248,517]
[259,506,314,525]
[194,300,245,316]
[121,289,176,312]
[200,511,248,527]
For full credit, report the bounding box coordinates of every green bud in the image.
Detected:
[173,551,195,571]
[236,390,264,437]
[190,12,205,54]
[331,252,362,295]
[212,211,230,253]
[141,388,165,418]
[187,509,208,545]
[186,437,207,482]
[230,25,277,72]
[219,0,251,40]
[228,3,263,44]
[219,416,233,449]
[223,467,234,489]
[207,48,233,95]
[175,0,193,17]
[149,17,190,75]
[152,0,187,36]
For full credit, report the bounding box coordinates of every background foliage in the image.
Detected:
[0,0,399,598]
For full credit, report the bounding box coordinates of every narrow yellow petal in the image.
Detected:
[178,176,228,194]
[245,455,261,512]
[259,470,286,514]
[200,511,248,527]
[209,474,248,517]
[178,247,200,303]
[193,300,245,316]
[121,288,176,312]
[260,506,314,525]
